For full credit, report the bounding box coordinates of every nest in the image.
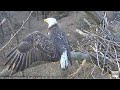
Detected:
[75,12,120,78]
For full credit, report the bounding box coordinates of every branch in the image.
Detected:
[69,59,86,78]
[0,11,33,52]
[0,18,6,26]
[76,29,88,37]
[84,11,103,25]
[70,51,90,61]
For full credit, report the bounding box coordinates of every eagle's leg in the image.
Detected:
[60,50,69,70]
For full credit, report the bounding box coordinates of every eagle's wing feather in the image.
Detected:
[5,31,56,72]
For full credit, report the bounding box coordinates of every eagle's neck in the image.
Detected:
[48,24,59,31]
[48,24,61,58]
[48,24,60,38]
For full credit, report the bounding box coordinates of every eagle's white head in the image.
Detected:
[44,18,57,28]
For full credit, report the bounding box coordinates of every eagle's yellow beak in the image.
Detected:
[44,19,48,23]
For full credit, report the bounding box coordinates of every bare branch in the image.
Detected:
[84,18,92,27]
[0,11,33,52]
[76,29,88,37]
[0,18,6,26]
[69,59,86,78]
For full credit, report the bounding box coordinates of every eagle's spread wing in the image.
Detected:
[5,31,56,72]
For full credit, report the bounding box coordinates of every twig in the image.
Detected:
[76,29,88,37]
[86,65,96,79]
[83,18,92,27]
[112,46,120,71]
[91,65,96,78]
[0,18,6,26]
[83,29,120,47]
[69,59,86,78]
[0,11,33,52]
[95,42,102,70]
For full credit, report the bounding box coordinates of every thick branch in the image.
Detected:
[70,51,90,61]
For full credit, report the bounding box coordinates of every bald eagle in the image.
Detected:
[4,18,71,74]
